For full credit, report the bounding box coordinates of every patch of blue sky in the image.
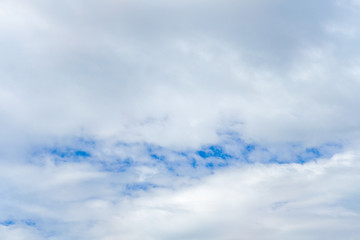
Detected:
[268,157,289,164]
[49,148,92,165]
[149,157,181,174]
[146,144,170,161]
[109,140,341,173]
[50,148,91,159]
[240,144,260,163]
[99,158,133,172]
[125,183,158,192]
[28,136,343,179]
[299,143,342,162]
[23,219,37,227]
[26,143,93,164]
[197,145,232,160]
[266,154,311,165]
[193,144,245,171]
[0,219,38,228]
[149,153,166,161]
[202,158,229,169]
[28,136,96,164]
[266,143,343,165]
[145,145,192,173]
[295,149,321,164]
[205,162,214,169]
[305,147,321,157]
[245,144,256,152]
[191,159,197,168]
[0,219,15,226]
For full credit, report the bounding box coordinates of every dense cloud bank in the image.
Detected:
[1,0,360,150]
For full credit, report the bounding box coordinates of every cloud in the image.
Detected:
[1,0,360,151]
[1,152,360,239]
[1,0,360,239]
[91,152,360,240]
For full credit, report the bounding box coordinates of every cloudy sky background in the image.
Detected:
[1,0,360,239]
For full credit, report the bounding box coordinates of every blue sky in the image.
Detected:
[1,0,360,239]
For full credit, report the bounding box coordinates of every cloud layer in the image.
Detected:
[1,0,360,239]
[1,152,360,239]
[1,0,360,150]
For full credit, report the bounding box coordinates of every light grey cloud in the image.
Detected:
[1,0,360,151]
[1,0,360,239]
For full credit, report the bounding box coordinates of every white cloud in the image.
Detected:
[0,226,45,240]
[1,0,360,239]
[102,152,360,240]
[1,152,360,239]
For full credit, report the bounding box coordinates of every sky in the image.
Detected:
[1,0,360,239]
